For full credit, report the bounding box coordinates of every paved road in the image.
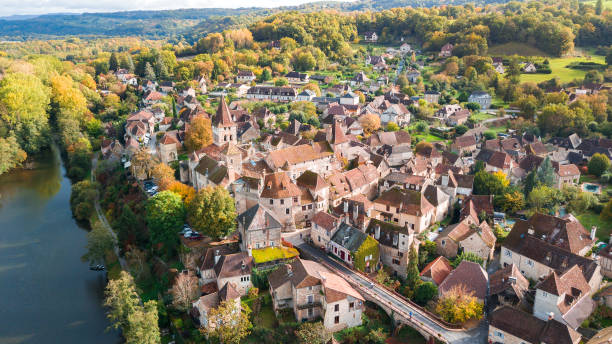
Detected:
[297,243,488,344]
[91,155,127,270]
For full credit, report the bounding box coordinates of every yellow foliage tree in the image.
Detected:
[360,113,381,135]
[166,181,196,205]
[151,163,175,190]
[184,116,212,152]
[435,285,483,324]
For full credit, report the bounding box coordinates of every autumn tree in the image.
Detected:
[166,181,196,205]
[296,321,331,344]
[187,186,236,239]
[0,134,27,175]
[435,285,483,324]
[82,221,116,265]
[151,163,175,190]
[498,190,525,214]
[184,116,212,152]
[105,271,160,344]
[415,141,433,155]
[131,148,157,180]
[70,180,98,221]
[145,191,185,255]
[360,113,381,135]
[386,121,400,132]
[171,272,199,311]
[205,300,251,344]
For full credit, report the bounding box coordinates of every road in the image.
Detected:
[91,154,127,270]
[297,243,488,344]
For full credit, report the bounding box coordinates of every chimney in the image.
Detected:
[591,226,597,241]
[214,250,221,265]
[286,264,293,277]
[375,225,381,240]
[508,276,517,285]
[247,245,252,257]
[547,312,554,321]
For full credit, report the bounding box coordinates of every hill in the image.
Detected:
[0,0,512,41]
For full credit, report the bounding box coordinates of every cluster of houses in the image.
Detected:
[95,35,612,342]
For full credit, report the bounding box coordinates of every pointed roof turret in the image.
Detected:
[213,96,236,127]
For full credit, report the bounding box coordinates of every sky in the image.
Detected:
[0,0,346,16]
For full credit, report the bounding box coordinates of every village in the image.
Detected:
[87,29,612,344]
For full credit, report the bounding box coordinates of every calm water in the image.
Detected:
[0,147,119,344]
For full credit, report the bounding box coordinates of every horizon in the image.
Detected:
[0,0,352,17]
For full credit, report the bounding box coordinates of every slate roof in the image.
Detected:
[365,218,412,249]
[213,97,236,127]
[237,204,282,232]
[490,306,581,344]
[330,223,369,252]
[214,252,253,279]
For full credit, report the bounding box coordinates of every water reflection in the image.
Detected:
[0,147,119,344]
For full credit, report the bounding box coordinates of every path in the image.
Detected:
[297,243,488,344]
[91,154,127,270]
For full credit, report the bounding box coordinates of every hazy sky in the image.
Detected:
[0,0,348,16]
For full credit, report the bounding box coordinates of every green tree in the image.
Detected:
[187,186,236,239]
[405,244,421,292]
[82,221,116,265]
[528,185,562,213]
[601,199,612,221]
[144,62,156,80]
[70,180,97,222]
[274,77,289,86]
[109,52,119,72]
[452,252,484,267]
[596,0,603,14]
[414,281,438,306]
[296,321,331,344]
[588,153,610,177]
[366,328,388,344]
[536,156,555,187]
[474,170,509,195]
[455,125,468,136]
[0,135,27,175]
[260,68,272,81]
[205,300,251,344]
[386,121,400,132]
[523,170,537,196]
[105,271,160,343]
[145,191,185,254]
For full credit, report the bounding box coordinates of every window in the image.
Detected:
[495,331,504,338]
[307,295,314,304]
[269,199,273,205]
[280,199,284,205]
[441,240,446,246]
[542,291,548,297]
[302,206,306,211]
[256,243,260,249]
[308,286,312,291]
[392,258,400,265]
[270,241,275,247]
[504,249,512,257]
[293,197,298,203]
[334,304,339,312]
[286,208,290,214]
[386,205,390,212]
[334,316,339,324]
[349,302,354,310]
[527,259,534,267]
[308,308,313,317]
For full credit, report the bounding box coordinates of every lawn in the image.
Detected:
[470,112,496,122]
[582,0,612,9]
[412,133,449,143]
[251,246,299,264]
[577,212,612,242]
[520,55,607,83]
[485,124,509,134]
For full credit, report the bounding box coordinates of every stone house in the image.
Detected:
[311,211,342,249]
[373,188,435,233]
[327,163,379,207]
[598,238,612,278]
[435,216,496,261]
[419,256,452,286]
[264,142,336,180]
[424,91,440,104]
[555,164,580,188]
[439,43,454,57]
[447,109,470,126]
[475,149,514,174]
[259,172,302,229]
[489,264,530,310]
[237,203,282,252]
[158,130,181,164]
[533,265,595,329]
[329,222,379,273]
[296,170,330,222]
[363,31,378,42]
[468,91,492,109]
[451,135,477,155]
[212,97,237,146]
[236,70,256,83]
[191,282,241,330]
[364,219,416,278]
[489,306,581,344]
[268,259,364,331]
[424,185,451,223]
[197,249,253,296]
[285,71,309,83]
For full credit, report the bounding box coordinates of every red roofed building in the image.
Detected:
[420,256,452,285]
[373,187,435,233]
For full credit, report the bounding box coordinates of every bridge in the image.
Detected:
[297,243,488,344]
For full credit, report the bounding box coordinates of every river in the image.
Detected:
[0,147,120,344]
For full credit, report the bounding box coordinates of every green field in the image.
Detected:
[470,112,496,122]
[413,133,448,143]
[582,0,612,9]
[520,55,607,83]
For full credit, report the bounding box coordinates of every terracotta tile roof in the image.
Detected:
[265,142,333,170]
[439,217,495,248]
[490,306,581,344]
[218,282,240,301]
[452,135,476,148]
[312,211,339,231]
[420,256,452,285]
[260,172,301,199]
[489,263,529,297]
[537,265,590,301]
[320,271,364,303]
[557,164,580,177]
[438,261,488,300]
[519,154,544,172]
[296,170,328,191]
[374,187,434,216]
[460,195,494,219]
